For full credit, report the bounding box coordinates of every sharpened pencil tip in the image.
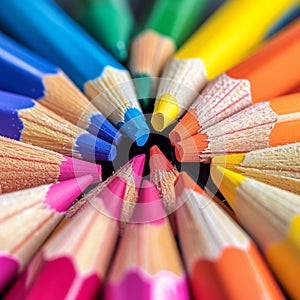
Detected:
[134,74,155,110]
[151,94,179,131]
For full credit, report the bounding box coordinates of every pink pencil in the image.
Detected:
[5,176,126,300]
[66,154,146,223]
[0,175,92,294]
[0,136,101,194]
[104,180,189,300]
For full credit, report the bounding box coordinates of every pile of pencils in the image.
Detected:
[0,0,299,299]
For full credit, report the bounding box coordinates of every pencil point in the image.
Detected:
[134,74,154,110]
[151,94,179,131]
[76,134,117,161]
[210,166,245,208]
[113,42,128,62]
[59,155,102,183]
[45,175,93,212]
[131,180,166,224]
[119,107,150,146]
[149,145,173,173]
[88,114,122,145]
[211,153,245,169]
[129,154,146,189]
[174,172,204,197]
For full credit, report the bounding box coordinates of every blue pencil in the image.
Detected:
[0,0,150,146]
[0,32,122,145]
[0,90,116,161]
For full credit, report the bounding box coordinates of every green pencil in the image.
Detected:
[130,0,208,109]
[60,0,134,62]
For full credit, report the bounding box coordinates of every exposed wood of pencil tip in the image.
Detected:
[40,71,102,128]
[130,29,176,77]
[19,101,86,158]
[0,136,62,193]
[84,67,141,124]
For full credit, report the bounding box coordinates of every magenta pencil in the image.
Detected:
[0,175,93,294]
[0,136,102,193]
[104,180,189,300]
[5,176,126,300]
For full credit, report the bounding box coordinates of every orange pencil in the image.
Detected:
[175,92,300,162]
[0,176,92,293]
[174,172,284,300]
[211,166,300,299]
[170,18,300,144]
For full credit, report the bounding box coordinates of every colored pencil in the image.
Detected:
[151,0,298,132]
[0,175,93,294]
[174,172,284,299]
[0,136,102,194]
[0,0,149,145]
[211,166,300,299]
[211,143,300,195]
[60,0,134,61]
[0,32,121,145]
[170,18,300,143]
[104,180,189,299]
[0,90,116,161]
[130,0,208,108]
[149,145,179,214]
[5,176,126,300]
[66,154,145,223]
[175,92,300,162]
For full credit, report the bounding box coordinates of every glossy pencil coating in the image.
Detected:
[175,92,300,162]
[174,172,284,300]
[0,136,102,194]
[104,180,189,300]
[151,0,298,131]
[130,0,208,108]
[6,176,126,300]
[170,18,300,143]
[0,90,116,161]
[63,0,134,61]
[0,0,149,145]
[0,175,93,294]
[0,32,122,145]
[211,166,300,299]
[211,143,300,194]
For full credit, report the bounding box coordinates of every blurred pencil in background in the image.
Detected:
[130,0,208,109]
[58,0,134,62]
[0,0,150,146]
[151,0,299,132]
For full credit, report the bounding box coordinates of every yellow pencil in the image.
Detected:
[211,143,300,195]
[151,0,298,132]
[211,166,300,299]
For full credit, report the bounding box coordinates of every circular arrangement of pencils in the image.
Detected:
[0,0,299,299]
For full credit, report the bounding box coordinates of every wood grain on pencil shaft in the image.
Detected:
[175,172,283,299]
[170,18,300,143]
[212,143,300,194]
[175,93,300,162]
[211,167,300,299]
